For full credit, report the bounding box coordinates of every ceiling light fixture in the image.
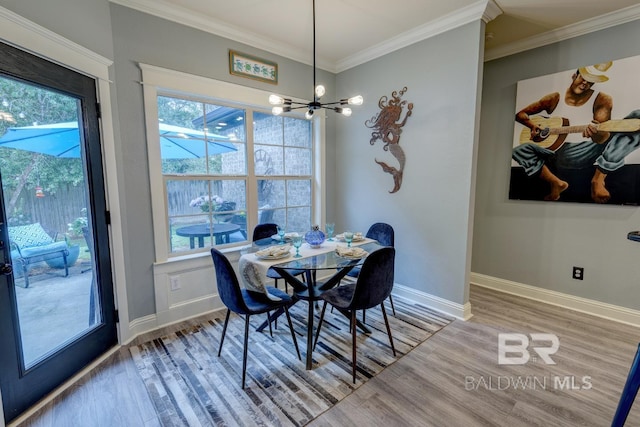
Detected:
[269,0,363,119]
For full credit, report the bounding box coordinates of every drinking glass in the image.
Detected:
[292,233,303,258]
[326,222,335,241]
[277,225,285,243]
[344,231,354,247]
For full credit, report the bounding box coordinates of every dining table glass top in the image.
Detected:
[244,238,384,271]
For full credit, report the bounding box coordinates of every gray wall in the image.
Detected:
[474,20,640,310]
[0,0,114,59]
[334,22,485,305]
[109,4,335,318]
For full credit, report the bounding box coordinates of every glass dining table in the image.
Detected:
[243,238,384,370]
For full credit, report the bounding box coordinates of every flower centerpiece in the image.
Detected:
[190,195,224,213]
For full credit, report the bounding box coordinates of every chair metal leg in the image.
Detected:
[242,314,250,389]
[23,264,29,288]
[362,309,366,324]
[312,301,328,351]
[217,309,231,356]
[380,303,396,356]
[612,343,640,426]
[351,310,357,384]
[388,294,396,316]
[267,311,273,337]
[284,306,301,360]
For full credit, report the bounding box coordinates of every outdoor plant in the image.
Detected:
[190,195,223,213]
[67,208,87,238]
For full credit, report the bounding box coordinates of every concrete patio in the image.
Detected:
[13,263,96,366]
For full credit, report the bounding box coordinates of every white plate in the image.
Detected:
[335,233,365,242]
[256,252,291,260]
[335,247,368,259]
[271,233,294,242]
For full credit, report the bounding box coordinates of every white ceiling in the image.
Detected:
[111,0,640,72]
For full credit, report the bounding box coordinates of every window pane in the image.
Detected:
[254,145,283,175]
[285,147,311,176]
[259,179,284,209]
[254,112,282,146]
[203,103,247,143]
[287,180,311,207]
[284,117,311,148]
[167,178,247,253]
[287,206,311,232]
[158,96,246,175]
[162,143,246,176]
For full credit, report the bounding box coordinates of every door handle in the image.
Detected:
[0,263,12,276]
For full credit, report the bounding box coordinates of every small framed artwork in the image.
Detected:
[229,50,278,84]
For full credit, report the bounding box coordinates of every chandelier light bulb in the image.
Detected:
[269,94,285,105]
[347,95,363,105]
[267,0,362,118]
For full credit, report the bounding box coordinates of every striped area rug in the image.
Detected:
[130,296,453,426]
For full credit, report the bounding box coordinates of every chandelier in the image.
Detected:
[269,0,363,119]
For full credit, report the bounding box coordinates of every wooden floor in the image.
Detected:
[14,285,640,427]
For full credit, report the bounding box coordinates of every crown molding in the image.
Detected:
[109,0,333,71]
[336,0,495,72]
[484,3,640,62]
[111,0,495,74]
[483,0,503,24]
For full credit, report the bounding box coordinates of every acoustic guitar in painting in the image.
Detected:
[519,116,640,151]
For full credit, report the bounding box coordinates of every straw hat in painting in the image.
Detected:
[578,61,613,83]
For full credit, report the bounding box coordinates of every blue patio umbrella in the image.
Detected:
[0,121,237,158]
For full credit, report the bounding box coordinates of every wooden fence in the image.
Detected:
[11,184,86,237]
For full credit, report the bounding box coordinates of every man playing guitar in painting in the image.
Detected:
[512,61,640,203]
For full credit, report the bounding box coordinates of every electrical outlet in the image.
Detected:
[170,276,181,291]
[572,267,584,280]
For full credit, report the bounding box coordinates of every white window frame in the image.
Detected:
[140,64,325,262]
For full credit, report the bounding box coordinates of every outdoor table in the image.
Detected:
[175,223,240,248]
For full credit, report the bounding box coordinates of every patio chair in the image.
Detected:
[8,223,69,288]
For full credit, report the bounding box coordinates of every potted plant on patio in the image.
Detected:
[45,236,80,269]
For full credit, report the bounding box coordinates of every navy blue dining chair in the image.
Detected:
[253,223,306,292]
[346,222,396,320]
[313,246,396,383]
[210,248,301,389]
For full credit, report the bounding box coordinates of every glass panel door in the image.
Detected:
[0,41,117,424]
[0,79,100,367]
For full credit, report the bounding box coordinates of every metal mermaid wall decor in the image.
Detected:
[365,86,413,193]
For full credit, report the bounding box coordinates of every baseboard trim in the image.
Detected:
[123,314,158,346]
[393,284,472,320]
[471,272,640,327]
